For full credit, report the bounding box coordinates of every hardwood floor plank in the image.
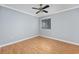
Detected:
[0,36,79,54]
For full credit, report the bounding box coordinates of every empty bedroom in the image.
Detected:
[0,4,79,54]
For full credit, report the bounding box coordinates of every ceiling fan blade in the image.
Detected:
[32,7,39,10]
[36,10,41,14]
[43,10,48,13]
[42,5,49,9]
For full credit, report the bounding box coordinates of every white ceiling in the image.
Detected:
[2,4,79,17]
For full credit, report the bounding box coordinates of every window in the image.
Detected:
[42,18,51,29]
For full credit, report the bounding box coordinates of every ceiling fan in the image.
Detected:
[32,4,49,14]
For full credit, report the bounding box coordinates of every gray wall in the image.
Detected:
[40,8,79,43]
[0,6,39,45]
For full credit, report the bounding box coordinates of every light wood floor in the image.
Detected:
[0,36,79,54]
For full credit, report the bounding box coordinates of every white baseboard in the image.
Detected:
[0,35,79,48]
[40,35,79,46]
[0,35,39,48]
